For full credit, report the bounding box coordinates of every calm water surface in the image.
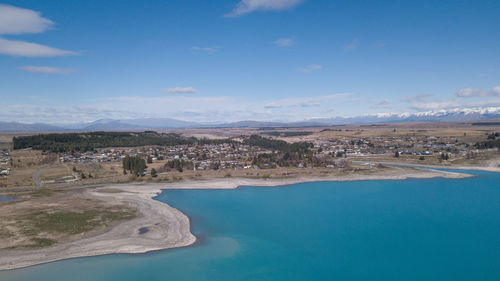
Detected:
[1,170,500,281]
[0,195,17,202]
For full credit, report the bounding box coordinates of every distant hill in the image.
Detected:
[214,120,324,128]
[0,121,65,133]
[1,107,500,132]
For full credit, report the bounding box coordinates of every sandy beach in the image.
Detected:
[0,167,472,271]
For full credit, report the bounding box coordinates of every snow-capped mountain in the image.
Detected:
[309,107,500,125]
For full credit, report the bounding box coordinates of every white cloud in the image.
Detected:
[410,99,462,110]
[191,46,221,54]
[456,86,500,97]
[409,97,500,111]
[0,104,145,125]
[102,93,356,122]
[403,87,500,111]
[298,64,322,73]
[163,87,198,94]
[263,93,352,109]
[274,38,293,47]
[6,91,500,125]
[0,5,77,59]
[0,4,53,35]
[0,37,77,57]
[264,102,282,109]
[344,38,359,51]
[225,0,304,17]
[19,65,75,74]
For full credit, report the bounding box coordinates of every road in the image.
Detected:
[32,164,67,187]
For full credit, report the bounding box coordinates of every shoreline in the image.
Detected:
[352,159,500,173]
[0,167,474,271]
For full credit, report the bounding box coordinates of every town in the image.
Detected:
[0,150,10,178]
[0,127,497,188]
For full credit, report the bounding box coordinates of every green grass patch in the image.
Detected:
[21,208,137,235]
[30,238,57,248]
[30,188,56,198]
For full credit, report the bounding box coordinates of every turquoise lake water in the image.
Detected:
[0,195,17,202]
[1,170,500,281]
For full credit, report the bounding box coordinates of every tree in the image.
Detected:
[212,161,220,170]
[151,168,158,178]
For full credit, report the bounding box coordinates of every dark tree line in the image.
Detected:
[242,135,315,168]
[475,139,500,149]
[122,155,147,176]
[165,159,193,172]
[475,132,500,149]
[242,135,312,153]
[13,131,195,153]
[262,131,312,137]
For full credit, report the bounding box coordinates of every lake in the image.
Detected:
[1,170,499,281]
[0,195,17,202]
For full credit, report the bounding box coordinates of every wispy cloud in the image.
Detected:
[375,98,390,106]
[163,87,198,94]
[401,93,432,103]
[264,102,282,109]
[6,91,500,124]
[344,38,359,51]
[456,86,500,97]
[372,41,386,48]
[225,0,304,17]
[0,37,77,57]
[19,65,75,74]
[274,37,293,47]
[298,64,322,74]
[0,4,53,35]
[191,46,221,54]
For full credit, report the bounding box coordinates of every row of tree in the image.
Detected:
[242,135,313,153]
[13,131,195,153]
[475,132,500,149]
[122,155,147,176]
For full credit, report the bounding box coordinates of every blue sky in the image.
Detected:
[0,0,499,124]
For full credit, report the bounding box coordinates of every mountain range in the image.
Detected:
[2,107,500,133]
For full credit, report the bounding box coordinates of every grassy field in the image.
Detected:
[0,189,137,249]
